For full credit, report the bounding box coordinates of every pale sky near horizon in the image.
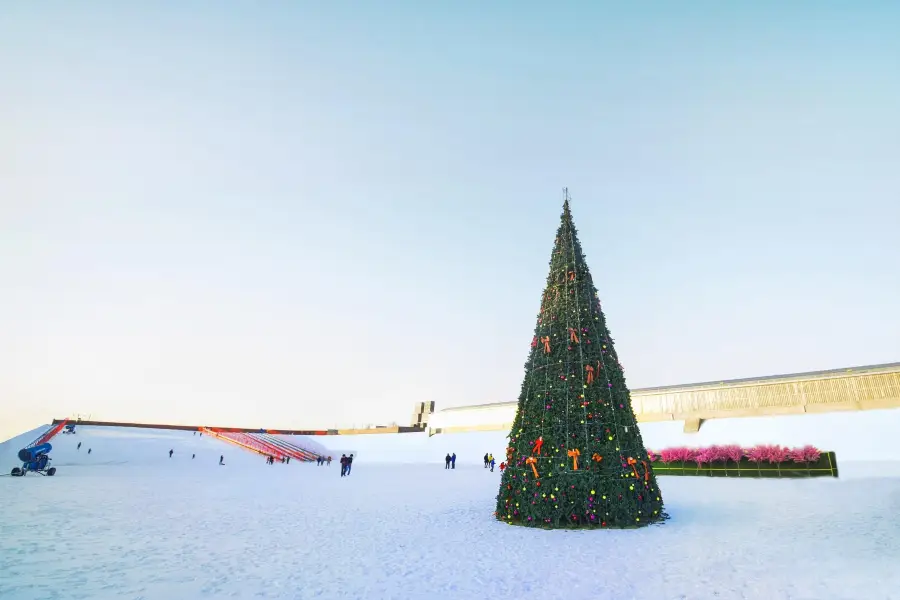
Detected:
[2,2,899,441]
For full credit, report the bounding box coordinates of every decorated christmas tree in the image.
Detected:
[496,191,666,529]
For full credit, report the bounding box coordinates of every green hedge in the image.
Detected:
[650,451,838,478]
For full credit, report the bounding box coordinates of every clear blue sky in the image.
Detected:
[2,2,898,440]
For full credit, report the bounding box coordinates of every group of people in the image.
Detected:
[339,454,354,477]
[441,452,502,471]
[170,447,226,465]
[483,453,497,472]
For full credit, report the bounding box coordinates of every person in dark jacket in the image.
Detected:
[451,453,457,469]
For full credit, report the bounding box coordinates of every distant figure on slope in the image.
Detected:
[340,454,348,477]
[445,454,451,469]
[451,453,457,469]
[169,449,173,458]
[483,453,489,468]
[77,442,82,451]
[219,455,224,465]
[490,456,496,472]
[346,454,354,475]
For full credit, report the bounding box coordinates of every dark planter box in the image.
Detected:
[650,451,838,478]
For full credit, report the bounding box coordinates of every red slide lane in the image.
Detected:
[29,418,69,448]
[201,428,286,460]
[255,434,318,461]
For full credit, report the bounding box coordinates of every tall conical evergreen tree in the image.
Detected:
[496,192,665,529]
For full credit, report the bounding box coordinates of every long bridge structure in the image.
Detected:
[48,363,900,439]
[427,362,900,435]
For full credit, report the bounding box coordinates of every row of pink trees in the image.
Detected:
[647,444,822,466]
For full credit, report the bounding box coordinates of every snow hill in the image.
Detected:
[4,405,900,471]
[0,426,283,470]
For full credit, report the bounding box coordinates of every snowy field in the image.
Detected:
[1,426,899,600]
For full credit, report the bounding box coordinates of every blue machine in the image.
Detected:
[11,442,56,477]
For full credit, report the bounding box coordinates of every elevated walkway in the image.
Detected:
[429,362,900,434]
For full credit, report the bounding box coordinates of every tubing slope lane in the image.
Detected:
[255,434,317,461]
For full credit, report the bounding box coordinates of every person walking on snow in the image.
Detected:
[445,453,452,469]
[451,453,457,469]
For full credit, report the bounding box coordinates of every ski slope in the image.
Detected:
[1,425,899,600]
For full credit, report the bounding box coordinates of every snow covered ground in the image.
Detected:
[1,426,899,600]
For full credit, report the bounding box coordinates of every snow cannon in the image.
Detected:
[12,443,56,477]
[18,443,52,463]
